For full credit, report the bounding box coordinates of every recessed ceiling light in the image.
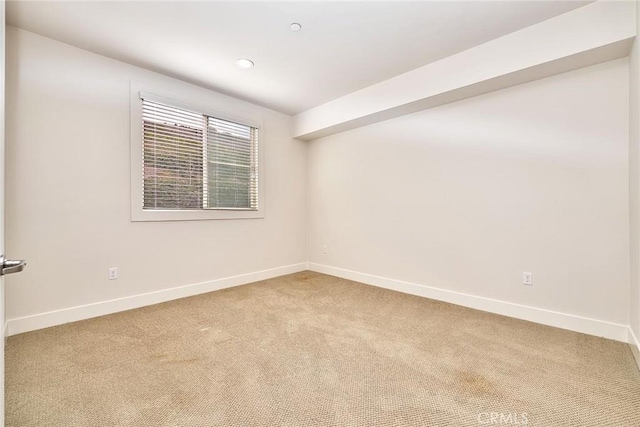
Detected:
[290,23,302,32]
[235,59,254,69]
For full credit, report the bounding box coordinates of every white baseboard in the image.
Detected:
[7,262,308,336]
[8,261,632,347]
[629,327,640,371]
[308,263,630,343]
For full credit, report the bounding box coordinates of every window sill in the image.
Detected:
[131,208,264,222]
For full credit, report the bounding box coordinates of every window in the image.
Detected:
[131,85,264,221]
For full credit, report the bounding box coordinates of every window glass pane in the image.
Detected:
[143,101,204,210]
[206,118,254,209]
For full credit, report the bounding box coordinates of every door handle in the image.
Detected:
[0,255,26,275]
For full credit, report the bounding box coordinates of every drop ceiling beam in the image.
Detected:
[293,1,636,141]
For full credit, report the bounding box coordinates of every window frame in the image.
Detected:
[130,81,265,222]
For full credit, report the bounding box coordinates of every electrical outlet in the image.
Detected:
[522,272,533,286]
[108,267,118,280]
[322,245,328,254]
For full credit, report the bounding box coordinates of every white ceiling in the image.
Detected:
[7,1,590,115]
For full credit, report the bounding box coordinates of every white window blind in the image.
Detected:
[141,96,259,211]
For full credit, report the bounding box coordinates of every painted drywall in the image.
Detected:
[629,0,640,364]
[4,27,307,322]
[308,59,630,328]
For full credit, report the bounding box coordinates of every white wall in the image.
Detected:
[629,0,640,356]
[4,27,307,325]
[308,59,630,331]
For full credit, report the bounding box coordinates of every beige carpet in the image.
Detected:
[6,271,640,426]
